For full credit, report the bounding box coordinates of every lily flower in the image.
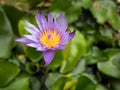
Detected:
[16,13,75,66]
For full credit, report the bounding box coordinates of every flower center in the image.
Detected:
[40,30,60,48]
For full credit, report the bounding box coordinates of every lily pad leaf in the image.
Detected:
[76,74,96,90]
[0,61,20,88]
[0,74,29,90]
[0,7,14,59]
[97,60,120,79]
[60,30,87,73]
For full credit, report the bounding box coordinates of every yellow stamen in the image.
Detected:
[40,30,60,48]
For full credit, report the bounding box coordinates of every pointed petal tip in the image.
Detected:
[36,13,45,18]
[69,30,76,41]
[48,12,53,16]
[15,38,34,44]
[15,38,25,42]
[35,13,41,19]
[24,20,29,25]
[60,12,64,16]
[43,51,55,66]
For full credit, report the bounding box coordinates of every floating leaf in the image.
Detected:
[95,84,109,90]
[111,79,120,90]
[0,7,14,59]
[76,74,96,90]
[3,5,25,36]
[60,30,87,73]
[0,61,20,88]
[0,74,29,90]
[63,80,76,90]
[85,46,108,65]
[29,76,41,90]
[97,60,120,79]
[81,0,92,9]
[72,58,86,75]
[25,47,42,62]
[45,73,63,90]
[90,0,120,30]
[52,77,70,90]
[50,0,82,23]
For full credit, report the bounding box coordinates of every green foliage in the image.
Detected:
[0,61,20,88]
[0,7,14,59]
[0,74,29,90]
[25,62,39,74]
[60,30,87,73]
[3,5,25,36]
[0,0,120,90]
[76,74,96,90]
[29,76,41,90]
[111,79,120,90]
[90,0,120,30]
[25,47,42,62]
[45,73,63,89]
[52,76,70,90]
[72,58,86,75]
[95,84,108,90]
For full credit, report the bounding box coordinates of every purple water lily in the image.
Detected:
[16,13,75,66]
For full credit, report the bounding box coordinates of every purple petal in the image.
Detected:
[60,31,69,44]
[26,43,47,51]
[15,38,33,43]
[24,35,38,43]
[26,43,39,48]
[24,20,39,32]
[57,13,68,32]
[54,45,67,50]
[48,13,53,29]
[43,51,55,66]
[36,14,48,31]
[60,30,75,45]
[68,30,76,41]
[53,17,58,31]
[36,46,47,51]
[24,27,39,35]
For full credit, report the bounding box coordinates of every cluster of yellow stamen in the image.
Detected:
[40,30,60,48]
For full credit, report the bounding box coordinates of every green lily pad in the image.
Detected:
[50,0,82,23]
[45,73,63,90]
[72,58,86,75]
[60,30,87,73]
[85,46,108,65]
[76,74,96,90]
[104,49,120,58]
[98,49,120,78]
[0,61,20,88]
[0,7,14,59]
[0,74,29,90]
[52,77,70,90]
[63,80,76,90]
[90,0,120,30]
[95,84,109,90]
[29,76,41,90]
[25,47,42,62]
[81,0,92,9]
[111,79,120,90]
[3,5,25,36]
[97,60,120,79]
